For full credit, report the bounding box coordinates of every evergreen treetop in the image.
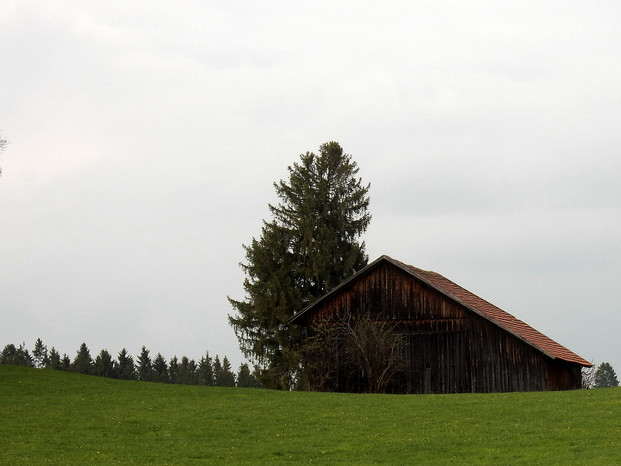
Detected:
[229,141,371,388]
[153,353,169,383]
[71,343,93,375]
[116,348,136,380]
[137,346,154,382]
[32,338,48,368]
[93,349,115,378]
[593,362,619,388]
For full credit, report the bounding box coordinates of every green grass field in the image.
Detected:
[1,365,619,464]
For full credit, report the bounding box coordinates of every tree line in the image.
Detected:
[0,339,261,388]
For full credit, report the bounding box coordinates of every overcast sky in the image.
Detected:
[1,1,619,375]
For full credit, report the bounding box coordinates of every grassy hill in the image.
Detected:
[1,365,619,464]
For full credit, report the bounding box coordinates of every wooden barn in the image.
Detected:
[289,255,591,394]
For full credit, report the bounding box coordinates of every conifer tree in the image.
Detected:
[116,348,136,380]
[137,346,154,382]
[47,347,61,370]
[198,352,214,386]
[177,356,197,385]
[168,356,179,384]
[32,338,48,368]
[212,355,222,386]
[215,356,236,387]
[153,353,169,383]
[0,343,33,367]
[236,363,261,388]
[71,342,93,374]
[229,141,371,388]
[60,354,71,370]
[93,349,115,378]
[593,362,619,388]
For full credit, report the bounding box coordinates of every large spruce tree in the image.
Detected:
[228,141,371,388]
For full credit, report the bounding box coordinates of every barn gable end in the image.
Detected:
[289,255,590,394]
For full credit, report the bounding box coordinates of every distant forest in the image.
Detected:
[0,339,261,388]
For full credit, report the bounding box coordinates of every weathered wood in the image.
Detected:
[294,259,584,394]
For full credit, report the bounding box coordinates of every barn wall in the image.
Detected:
[546,362,582,391]
[465,315,547,392]
[301,261,581,393]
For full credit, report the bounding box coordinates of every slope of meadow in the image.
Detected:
[1,365,619,464]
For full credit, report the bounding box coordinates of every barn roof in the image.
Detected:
[289,255,592,367]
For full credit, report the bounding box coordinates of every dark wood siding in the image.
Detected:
[299,261,581,393]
